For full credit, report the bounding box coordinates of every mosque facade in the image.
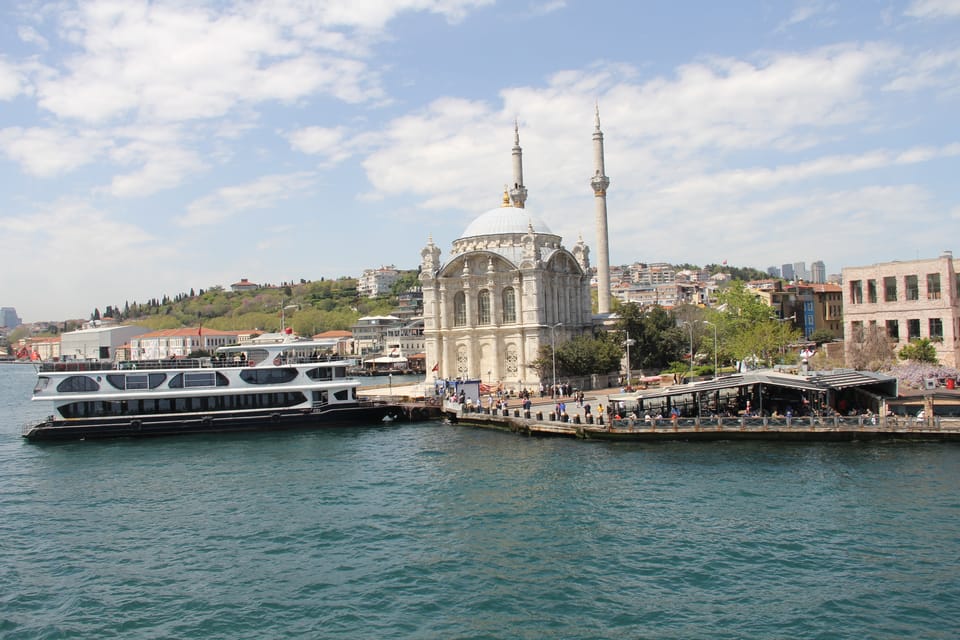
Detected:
[420,112,612,387]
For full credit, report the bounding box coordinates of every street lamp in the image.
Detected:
[703,320,718,379]
[280,302,299,333]
[389,372,393,397]
[550,322,562,391]
[624,337,635,388]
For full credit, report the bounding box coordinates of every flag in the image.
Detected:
[431,362,439,372]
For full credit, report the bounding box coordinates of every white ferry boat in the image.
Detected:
[23,337,402,441]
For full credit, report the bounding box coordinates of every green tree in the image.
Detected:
[714,281,801,367]
[532,333,621,380]
[615,303,686,372]
[899,338,938,364]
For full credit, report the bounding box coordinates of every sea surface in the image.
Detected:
[1,364,959,639]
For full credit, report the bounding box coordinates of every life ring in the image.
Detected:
[273,355,282,366]
[131,419,142,430]
[202,417,213,427]
[271,413,281,423]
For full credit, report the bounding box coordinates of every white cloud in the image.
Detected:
[0,57,25,100]
[361,43,904,214]
[31,0,494,126]
[0,198,174,318]
[286,125,353,165]
[0,126,109,176]
[774,1,836,32]
[17,25,48,49]
[905,0,960,19]
[178,172,316,226]
[884,48,960,92]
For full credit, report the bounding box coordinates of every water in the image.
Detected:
[1,364,959,638]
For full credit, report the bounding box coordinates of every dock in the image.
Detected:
[445,406,960,442]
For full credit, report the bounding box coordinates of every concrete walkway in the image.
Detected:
[359,381,627,423]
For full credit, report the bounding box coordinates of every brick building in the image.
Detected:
[842,251,960,367]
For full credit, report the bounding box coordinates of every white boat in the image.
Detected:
[22,337,402,441]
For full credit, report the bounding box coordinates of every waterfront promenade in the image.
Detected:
[360,382,960,442]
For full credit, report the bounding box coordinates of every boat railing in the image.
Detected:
[37,359,212,372]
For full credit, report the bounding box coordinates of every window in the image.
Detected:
[886,320,899,340]
[905,275,919,301]
[453,292,466,327]
[884,276,897,302]
[239,368,298,385]
[502,287,516,323]
[867,279,877,303]
[849,280,863,304]
[106,373,167,390]
[851,321,864,341]
[927,273,941,300]
[56,376,100,393]
[477,289,491,325]
[930,318,943,341]
[907,319,921,340]
[169,372,229,387]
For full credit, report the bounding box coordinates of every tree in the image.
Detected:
[808,329,837,346]
[532,333,621,379]
[847,324,896,370]
[899,338,938,364]
[615,303,686,372]
[714,281,801,367]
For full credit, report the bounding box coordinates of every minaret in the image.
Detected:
[590,104,612,314]
[509,120,528,209]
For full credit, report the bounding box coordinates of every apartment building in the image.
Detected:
[842,252,960,366]
[358,265,401,298]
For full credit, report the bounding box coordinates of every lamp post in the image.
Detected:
[389,372,393,397]
[624,337,635,388]
[703,320,718,379]
[280,302,298,333]
[550,322,562,391]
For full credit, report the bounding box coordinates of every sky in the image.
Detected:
[1,0,959,322]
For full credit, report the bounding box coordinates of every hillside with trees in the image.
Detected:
[84,273,419,336]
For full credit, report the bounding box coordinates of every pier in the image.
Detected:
[445,406,960,442]
[365,381,960,442]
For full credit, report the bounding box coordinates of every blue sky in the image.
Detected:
[1,0,958,322]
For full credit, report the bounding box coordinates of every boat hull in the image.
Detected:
[23,403,403,442]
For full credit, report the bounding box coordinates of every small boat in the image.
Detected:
[22,337,402,441]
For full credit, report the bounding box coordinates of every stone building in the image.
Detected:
[419,119,609,386]
[843,251,960,366]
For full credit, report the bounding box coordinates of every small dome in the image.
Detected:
[461,206,553,238]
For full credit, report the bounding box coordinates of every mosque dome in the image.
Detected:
[460,205,553,239]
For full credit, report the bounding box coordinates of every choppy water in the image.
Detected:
[1,364,959,638]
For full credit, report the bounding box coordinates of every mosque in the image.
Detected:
[419,108,614,387]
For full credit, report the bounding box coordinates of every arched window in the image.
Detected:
[453,291,466,327]
[478,289,491,325]
[502,287,516,323]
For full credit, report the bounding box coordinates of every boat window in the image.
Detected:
[239,368,298,385]
[169,372,229,388]
[334,366,347,379]
[306,367,333,380]
[334,389,349,401]
[56,375,100,393]
[34,377,50,393]
[106,373,168,390]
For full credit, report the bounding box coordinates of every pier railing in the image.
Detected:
[450,404,960,438]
